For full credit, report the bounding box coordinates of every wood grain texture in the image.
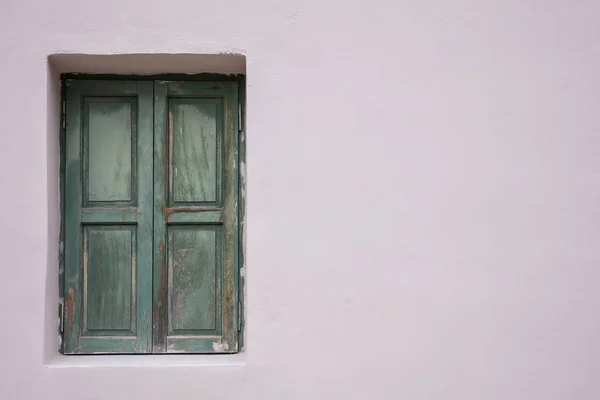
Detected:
[84,227,134,333]
[155,81,239,353]
[170,100,220,204]
[168,228,218,333]
[64,79,83,353]
[220,86,240,353]
[167,210,222,224]
[152,81,169,353]
[135,81,155,354]
[85,99,134,203]
[80,208,138,224]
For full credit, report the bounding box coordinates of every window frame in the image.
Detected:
[58,74,246,355]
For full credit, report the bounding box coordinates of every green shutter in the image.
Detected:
[64,81,154,354]
[63,79,239,354]
[153,81,239,353]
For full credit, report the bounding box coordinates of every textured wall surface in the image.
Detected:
[1,1,600,399]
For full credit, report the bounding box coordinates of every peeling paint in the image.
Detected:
[58,297,64,333]
[212,341,229,352]
[238,121,247,351]
[240,161,246,186]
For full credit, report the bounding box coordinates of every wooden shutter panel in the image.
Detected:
[63,81,154,354]
[153,81,239,353]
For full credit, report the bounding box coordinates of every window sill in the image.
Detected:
[45,353,247,369]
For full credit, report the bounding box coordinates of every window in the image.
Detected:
[61,78,242,354]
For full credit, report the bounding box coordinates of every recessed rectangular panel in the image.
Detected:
[84,226,135,334]
[170,99,220,204]
[168,227,219,333]
[86,98,135,203]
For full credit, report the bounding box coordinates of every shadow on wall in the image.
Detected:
[49,53,247,75]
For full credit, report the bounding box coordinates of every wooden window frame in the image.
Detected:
[58,74,246,355]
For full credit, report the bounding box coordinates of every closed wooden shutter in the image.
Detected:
[63,79,239,354]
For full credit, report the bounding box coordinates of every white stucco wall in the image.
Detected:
[1,1,600,399]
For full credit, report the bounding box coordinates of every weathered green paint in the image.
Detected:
[79,337,137,353]
[81,208,138,224]
[167,210,222,224]
[64,80,153,354]
[62,77,241,354]
[85,98,134,203]
[168,227,218,333]
[222,83,240,353]
[170,99,220,204]
[154,81,239,353]
[135,81,155,354]
[152,81,168,353]
[166,336,225,353]
[58,79,67,353]
[237,76,246,350]
[84,226,134,333]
